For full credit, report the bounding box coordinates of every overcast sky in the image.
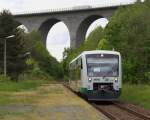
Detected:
[0,0,137,13]
[0,0,137,61]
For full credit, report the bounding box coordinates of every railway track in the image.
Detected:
[93,102,150,120]
[63,84,150,120]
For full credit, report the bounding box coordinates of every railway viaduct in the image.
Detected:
[14,3,133,48]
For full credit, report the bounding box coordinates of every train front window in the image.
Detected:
[86,54,119,77]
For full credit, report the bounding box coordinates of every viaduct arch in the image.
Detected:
[14,6,118,47]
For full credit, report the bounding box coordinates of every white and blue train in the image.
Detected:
[69,50,122,101]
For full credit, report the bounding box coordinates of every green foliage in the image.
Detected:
[0,13,63,81]
[0,10,27,80]
[101,2,150,83]
[98,38,110,50]
[0,74,11,81]
[25,31,63,80]
[120,84,150,109]
[82,27,104,50]
[25,58,51,80]
[0,10,18,37]
[145,71,150,80]
[0,79,45,92]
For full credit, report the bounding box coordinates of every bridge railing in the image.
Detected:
[13,0,138,15]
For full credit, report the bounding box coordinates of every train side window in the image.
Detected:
[81,59,83,69]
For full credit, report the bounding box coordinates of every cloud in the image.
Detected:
[0,0,23,12]
[0,0,137,13]
[86,18,109,38]
[47,32,70,45]
[47,22,70,45]
[47,44,69,61]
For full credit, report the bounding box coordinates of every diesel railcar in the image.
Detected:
[69,50,122,101]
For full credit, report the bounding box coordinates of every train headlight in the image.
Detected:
[88,78,92,82]
[115,78,118,83]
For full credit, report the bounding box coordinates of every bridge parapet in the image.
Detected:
[13,1,136,16]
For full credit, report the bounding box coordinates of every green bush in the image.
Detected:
[18,72,53,81]
[120,84,150,109]
[25,31,64,80]
[98,38,110,50]
[0,74,11,81]
[145,71,150,82]
[0,79,45,92]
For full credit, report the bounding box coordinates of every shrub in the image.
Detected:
[0,74,11,81]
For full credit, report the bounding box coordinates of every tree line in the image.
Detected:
[0,10,63,81]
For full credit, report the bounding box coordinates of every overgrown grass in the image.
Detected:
[120,84,150,109]
[0,73,54,92]
[0,80,45,92]
[0,74,54,105]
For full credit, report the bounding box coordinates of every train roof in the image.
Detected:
[81,50,120,55]
[70,50,120,64]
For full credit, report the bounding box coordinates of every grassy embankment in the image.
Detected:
[0,80,44,92]
[120,84,150,109]
[0,81,105,119]
[0,78,51,105]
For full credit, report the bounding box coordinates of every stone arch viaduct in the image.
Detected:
[14,5,129,47]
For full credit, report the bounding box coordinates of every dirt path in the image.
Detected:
[0,84,108,120]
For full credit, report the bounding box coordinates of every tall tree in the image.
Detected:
[0,10,26,80]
